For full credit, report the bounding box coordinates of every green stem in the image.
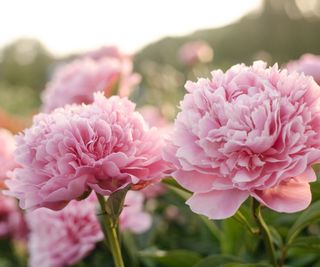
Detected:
[252,198,277,267]
[96,193,125,267]
[279,246,287,267]
[233,210,259,235]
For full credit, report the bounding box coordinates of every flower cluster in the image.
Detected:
[165,61,320,219]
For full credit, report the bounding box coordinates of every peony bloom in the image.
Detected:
[286,54,320,85]
[41,47,140,113]
[7,93,169,210]
[165,61,320,219]
[120,191,152,233]
[0,194,27,240]
[178,40,213,66]
[0,128,16,182]
[27,191,151,267]
[27,197,103,267]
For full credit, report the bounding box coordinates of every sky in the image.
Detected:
[0,0,262,56]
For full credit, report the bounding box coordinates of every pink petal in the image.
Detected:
[186,189,249,219]
[252,177,312,213]
[173,170,214,193]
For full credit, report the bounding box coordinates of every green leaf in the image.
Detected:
[105,185,131,218]
[194,255,242,267]
[122,231,139,267]
[286,200,320,246]
[140,249,201,267]
[269,226,283,248]
[221,218,247,255]
[289,236,320,253]
[162,178,192,200]
[162,177,190,192]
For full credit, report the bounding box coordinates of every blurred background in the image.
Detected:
[0,0,319,129]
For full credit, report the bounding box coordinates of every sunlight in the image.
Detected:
[0,0,262,55]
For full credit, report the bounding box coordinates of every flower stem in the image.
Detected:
[233,210,259,235]
[96,193,125,267]
[252,198,277,267]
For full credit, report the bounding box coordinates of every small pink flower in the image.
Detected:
[27,191,151,267]
[0,194,27,240]
[178,41,213,66]
[0,128,16,182]
[120,191,152,233]
[85,46,128,61]
[41,46,140,112]
[286,54,320,85]
[7,93,169,210]
[27,196,103,267]
[165,61,320,219]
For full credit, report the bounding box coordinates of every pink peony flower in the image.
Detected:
[41,47,140,113]
[0,128,16,182]
[7,93,169,210]
[27,196,103,267]
[286,54,320,85]
[178,40,213,66]
[27,191,151,267]
[164,61,320,219]
[120,191,152,233]
[0,194,27,240]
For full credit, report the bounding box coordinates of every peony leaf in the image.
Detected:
[269,226,283,248]
[162,177,192,194]
[289,236,320,253]
[193,255,242,267]
[286,200,320,246]
[139,248,201,267]
[105,185,131,220]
